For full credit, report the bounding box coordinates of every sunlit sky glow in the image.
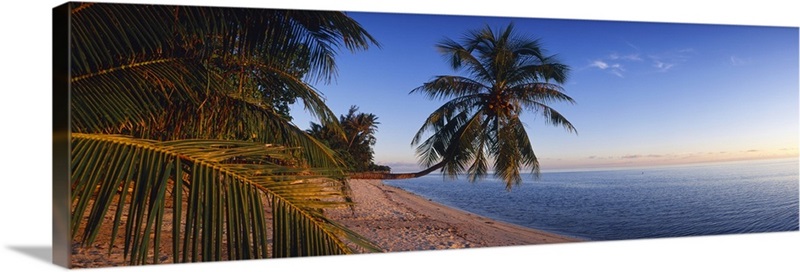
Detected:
[285,10,798,172]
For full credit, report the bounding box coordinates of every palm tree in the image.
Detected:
[308,105,382,172]
[342,106,380,167]
[65,2,380,265]
[352,23,576,190]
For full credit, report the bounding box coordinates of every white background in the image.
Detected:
[1,0,798,271]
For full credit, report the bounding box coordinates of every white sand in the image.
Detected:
[326,179,581,252]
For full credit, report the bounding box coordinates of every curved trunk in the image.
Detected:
[348,160,447,180]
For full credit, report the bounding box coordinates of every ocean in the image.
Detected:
[384,158,799,241]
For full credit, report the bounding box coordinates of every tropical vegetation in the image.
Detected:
[354,23,577,189]
[66,1,578,266]
[308,106,391,173]
[68,2,381,265]
[414,23,576,189]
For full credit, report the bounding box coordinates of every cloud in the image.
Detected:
[652,60,674,72]
[589,59,625,77]
[745,149,759,153]
[590,60,609,69]
[621,155,641,159]
[586,155,621,160]
[648,48,694,72]
[625,41,641,52]
[587,48,645,78]
[587,47,694,77]
[610,53,642,61]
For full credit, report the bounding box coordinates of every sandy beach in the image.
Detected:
[70,179,579,267]
[326,179,580,252]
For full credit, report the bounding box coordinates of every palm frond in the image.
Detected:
[522,100,578,134]
[511,83,576,105]
[247,61,346,139]
[413,110,468,168]
[70,3,375,140]
[70,58,205,133]
[447,109,488,178]
[436,38,492,82]
[466,117,493,183]
[411,93,486,145]
[70,3,180,77]
[491,120,524,189]
[511,62,570,84]
[410,75,489,100]
[283,10,381,83]
[70,133,379,265]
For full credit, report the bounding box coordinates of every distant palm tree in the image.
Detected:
[342,106,380,151]
[353,23,576,189]
[309,105,381,172]
[66,2,380,265]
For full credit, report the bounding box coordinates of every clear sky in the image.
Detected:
[289,10,799,172]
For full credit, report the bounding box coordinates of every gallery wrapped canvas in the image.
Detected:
[52,0,798,270]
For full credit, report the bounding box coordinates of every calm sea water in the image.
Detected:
[384,158,799,241]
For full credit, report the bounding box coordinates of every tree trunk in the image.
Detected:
[348,160,447,180]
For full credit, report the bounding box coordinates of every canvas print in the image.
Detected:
[52,1,799,269]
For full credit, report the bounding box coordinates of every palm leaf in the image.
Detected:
[68,3,378,168]
[410,75,489,100]
[70,133,380,265]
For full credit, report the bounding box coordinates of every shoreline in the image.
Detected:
[326,179,582,252]
[69,179,582,267]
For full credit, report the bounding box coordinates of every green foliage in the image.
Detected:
[67,2,380,265]
[308,106,390,172]
[412,23,577,189]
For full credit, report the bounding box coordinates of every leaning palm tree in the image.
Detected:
[353,23,576,189]
[65,2,380,266]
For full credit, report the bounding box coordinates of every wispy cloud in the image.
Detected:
[652,60,674,72]
[625,41,640,52]
[610,52,642,61]
[587,155,617,160]
[589,58,627,78]
[647,48,694,73]
[588,46,694,77]
[586,45,652,78]
[590,60,609,69]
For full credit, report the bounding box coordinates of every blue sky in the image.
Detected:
[289,11,799,172]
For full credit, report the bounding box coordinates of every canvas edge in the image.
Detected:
[53,1,71,268]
